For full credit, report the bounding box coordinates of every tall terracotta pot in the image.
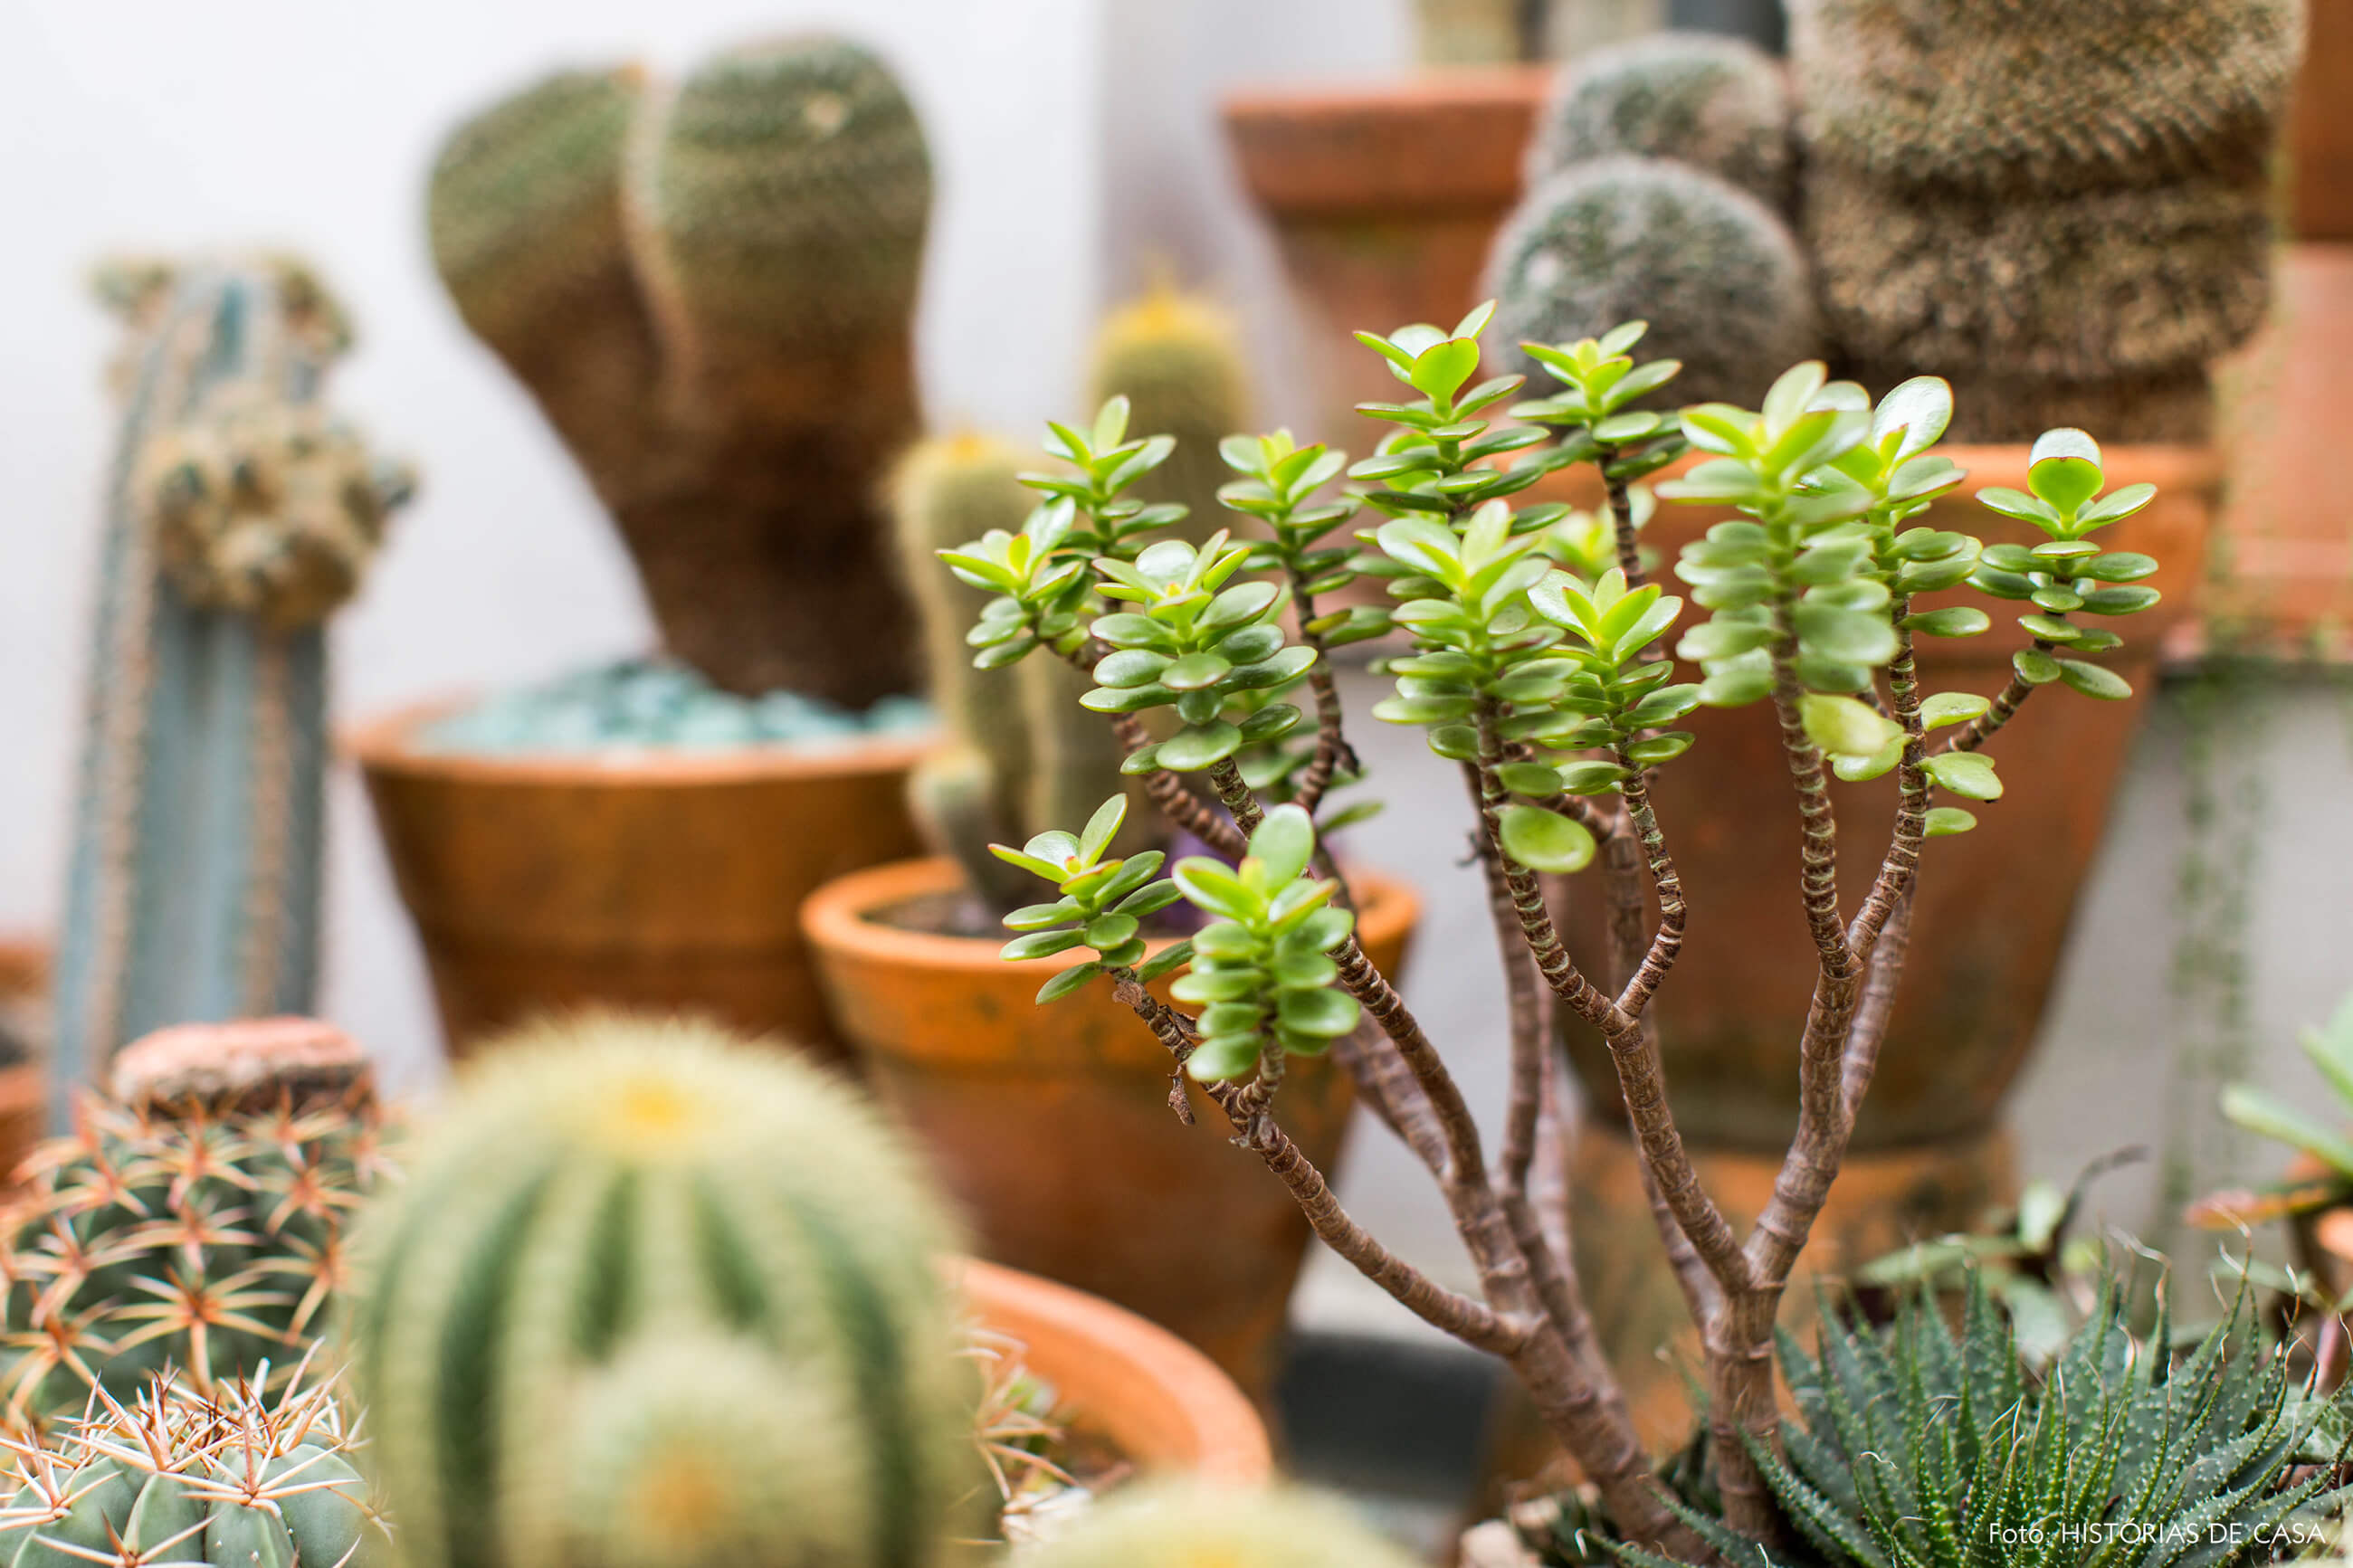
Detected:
[1223,68,1548,445]
[348,702,926,1063]
[1548,444,2218,1151]
[0,939,49,1178]
[805,857,1419,1409]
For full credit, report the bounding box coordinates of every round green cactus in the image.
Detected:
[0,1363,386,1568]
[1806,165,2272,385]
[1792,0,2302,198]
[345,1015,975,1568]
[1485,156,1818,409]
[1527,32,1794,211]
[1023,1481,1421,1568]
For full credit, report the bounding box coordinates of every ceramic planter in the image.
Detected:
[0,938,49,1179]
[805,857,1419,1407]
[1223,68,1548,445]
[348,702,926,1063]
[958,1257,1272,1484]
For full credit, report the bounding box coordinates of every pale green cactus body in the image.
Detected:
[1024,1481,1421,1568]
[51,260,406,1122]
[1086,289,1252,548]
[346,1017,974,1568]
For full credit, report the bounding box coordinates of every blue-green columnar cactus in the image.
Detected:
[50,258,409,1124]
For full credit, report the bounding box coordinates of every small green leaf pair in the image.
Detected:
[993,798,1188,1003]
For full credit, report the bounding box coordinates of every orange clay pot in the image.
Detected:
[958,1256,1272,1485]
[1540,443,2218,1152]
[0,938,49,1181]
[1223,68,1549,447]
[348,701,926,1065]
[807,857,1419,1410]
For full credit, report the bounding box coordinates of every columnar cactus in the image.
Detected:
[1527,32,1795,212]
[0,1019,390,1425]
[51,258,408,1119]
[345,1016,974,1568]
[1086,288,1252,547]
[1485,157,1818,407]
[1024,1482,1421,1568]
[427,36,931,705]
[0,1364,386,1568]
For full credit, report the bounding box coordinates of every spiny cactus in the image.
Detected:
[1484,157,1818,408]
[0,1360,386,1568]
[427,36,930,705]
[1527,33,1794,212]
[1086,288,1252,546]
[346,1015,975,1568]
[0,1020,389,1427]
[1024,1481,1422,1568]
[1805,166,2273,386]
[52,257,408,1123]
[1790,0,2305,199]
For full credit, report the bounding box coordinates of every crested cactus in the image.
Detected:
[1790,0,2305,199]
[1024,1482,1421,1568]
[0,1019,390,1426]
[1086,288,1251,547]
[427,36,931,705]
[1527,33,1794,212]
[0,1362,386,1568]
[1484,157,1819,407]
[52,258,408,1118]
[345,1016,975,1568]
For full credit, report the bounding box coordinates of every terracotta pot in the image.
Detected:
[1541,443,2219,1151]
[2294,0,2353,241]
[806,857,1420,1409]
[0,938,49,1181]
[348,702,927,1064]
[1223,68,1549,445]
[957,1256,1272,1484]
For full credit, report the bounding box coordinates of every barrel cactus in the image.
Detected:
[52,259,409,1115]
[0,1019,389,1426]
[1527,32,1794,211]
[1024,1482,1422,1568]
[346,1015,976,1568]
[1484,156,1818,407]
[427,36,931,705]
[0,1362,385,1568]
[1790,0,2305,199]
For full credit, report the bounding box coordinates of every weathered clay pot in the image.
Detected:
[806,857,1419,1409]
[0,939,50,1179]
[348,702,926,1064]
[1223,68,1548,444]
[959,1257,1272,1484]
[1544,444,2219,1151]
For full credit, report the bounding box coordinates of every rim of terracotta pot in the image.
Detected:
[0,938,48,998]
[956,1255,1272,1485]
[803,855,1419,979]
[341,697,937,788]
[1222,65,1551,213]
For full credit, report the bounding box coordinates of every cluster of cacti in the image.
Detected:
[1490,34,1815,405]
[1025,1481,1422,1567]
[1791,0,2295,442]
[345,1016,976,1568]
[0,1361,385,1568]
[427,36,930,706]
[0,1019,389,1427]
[892,290,1251,913]
[52,259,409,1111]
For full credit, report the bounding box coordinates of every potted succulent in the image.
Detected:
[805,291,1418,1406]
[2192,991,2353,1304]
[865,261,2203,1554]
[350,36,936,1061]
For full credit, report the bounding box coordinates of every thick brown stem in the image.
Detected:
[1111,713,1247,857]
[1469,771,1553,1209]
[1614,768,1688,1020]
[1206,758,1266,836]
[1603,467,1646,590]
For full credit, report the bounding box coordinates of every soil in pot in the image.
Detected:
[810,859,1420,1414]
[350,660,933,1063]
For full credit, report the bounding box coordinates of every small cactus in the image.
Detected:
[1086,288,1252,546]
[1023,1481,1421,1568]
[427,38,931,705]
[0,1020,389,1427]
[1791,0,2304,199]
[1805,166,2273,386]
[1527,32,1794,211]
[1484,156,1819,408]
[0,1360,386,1568]
[345,1015,975,1568]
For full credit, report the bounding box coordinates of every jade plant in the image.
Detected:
[936,302,2171,1554]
